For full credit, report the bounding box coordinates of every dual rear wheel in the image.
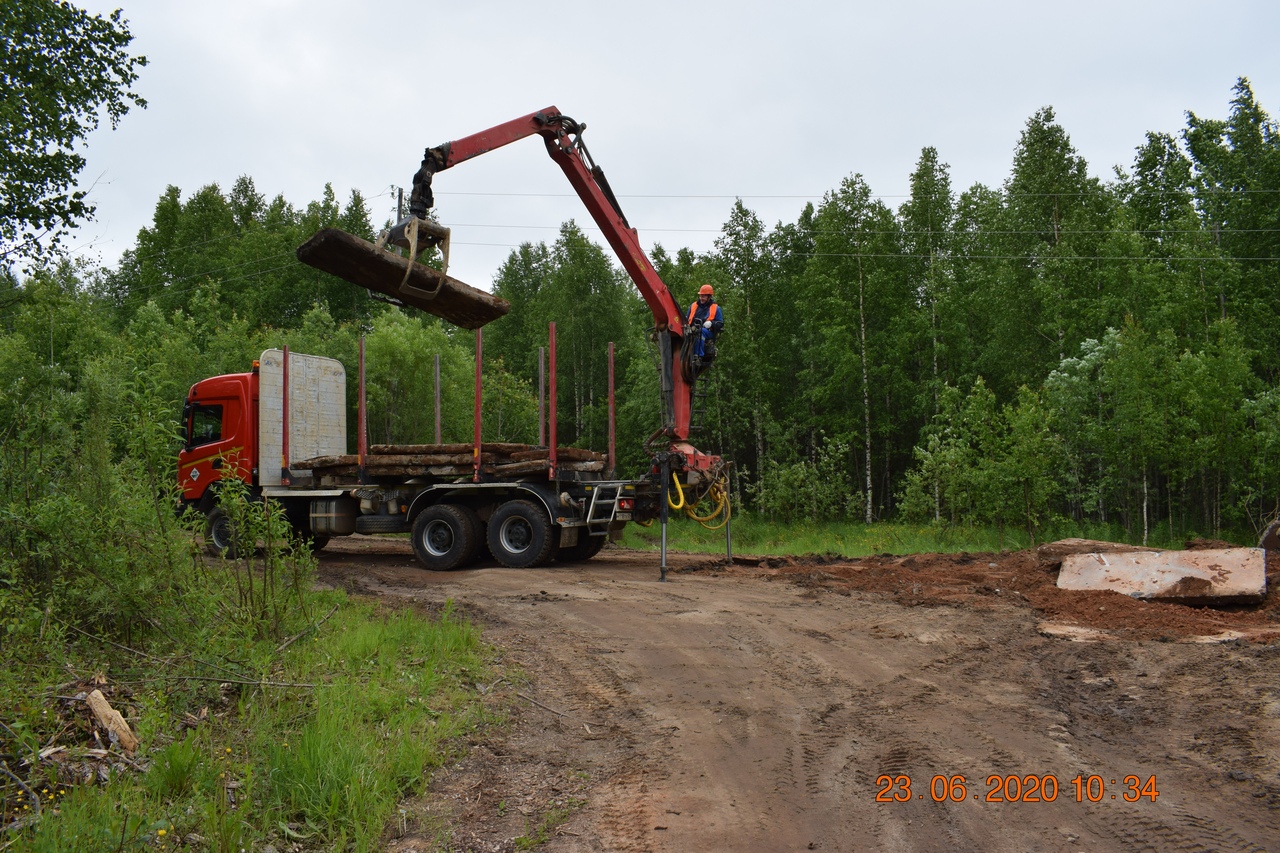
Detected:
[411,504,482,571]
[411,499,565,571]
[488,500,556,568]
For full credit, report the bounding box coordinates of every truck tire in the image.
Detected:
[355,514,410,534]
[412,504,480,571]
[488,499,555,569]
[558,533,605,563]
[455,505,487,565]
[287,521,329,553]
[205,506,239,559]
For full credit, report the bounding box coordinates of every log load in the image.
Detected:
[293,442,608,482]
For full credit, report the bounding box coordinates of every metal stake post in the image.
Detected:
[549,323,558,480]
[434,353,442,445]
[473,329,483,482]
[280,345,291,485]
[358,338,368,484]
[725,465,733,563]
[538,346,546,447]
[607,342,616,478]
[659,456,670,582]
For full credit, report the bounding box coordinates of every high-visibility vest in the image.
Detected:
[688,301,719,325]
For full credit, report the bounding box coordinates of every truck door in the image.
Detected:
[179,394,250,502]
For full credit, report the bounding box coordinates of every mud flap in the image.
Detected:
[296,228,509,329]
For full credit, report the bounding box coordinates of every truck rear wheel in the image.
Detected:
[411,504,480,571]
[488,499,555,568]
[456,505,486,565]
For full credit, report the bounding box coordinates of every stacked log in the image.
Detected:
[292,442,607,484]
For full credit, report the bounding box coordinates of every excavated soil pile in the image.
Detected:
[678,539,1280,641]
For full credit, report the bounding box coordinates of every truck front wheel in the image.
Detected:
[411,504,480,571]
[488,500,555,568]
[205,506,239,559]
[305,534,330,553]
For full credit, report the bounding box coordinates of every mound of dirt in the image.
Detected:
[676,543,1280,641]
[1184,537,1238,550]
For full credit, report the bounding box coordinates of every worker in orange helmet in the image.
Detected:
[686,284,724,370]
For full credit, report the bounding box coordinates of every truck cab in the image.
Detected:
[179,368,258,510]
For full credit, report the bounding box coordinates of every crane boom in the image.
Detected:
[407,107,703,446]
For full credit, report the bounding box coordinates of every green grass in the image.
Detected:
[253,599,492,847]
[618,513,1255,558]
[3,595,498,853]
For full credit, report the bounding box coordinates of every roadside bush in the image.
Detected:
[748,436,864,523]
[899,381,1065,545]
[0,351,195,646]
[201,477,316,642]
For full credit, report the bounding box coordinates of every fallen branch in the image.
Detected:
[64,622,166,665]
[276,604,340,654]
[66,621,259,682]
[85,690,139,754]
[515,692,605,729]
[142,618,248,679]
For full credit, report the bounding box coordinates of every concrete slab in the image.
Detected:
[1057,548,1266,602]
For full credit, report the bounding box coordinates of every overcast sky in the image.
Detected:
[68,0,1280,292]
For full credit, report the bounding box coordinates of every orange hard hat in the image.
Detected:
[698,284,714,296]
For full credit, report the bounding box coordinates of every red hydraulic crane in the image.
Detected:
[398,107,718,476]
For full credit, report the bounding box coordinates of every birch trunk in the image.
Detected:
[858,256,873,523]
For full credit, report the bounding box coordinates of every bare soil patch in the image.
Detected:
[317,537,1280,852]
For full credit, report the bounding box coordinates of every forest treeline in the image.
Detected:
[3,79,1278,546]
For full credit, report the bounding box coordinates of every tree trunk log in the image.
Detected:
[86,689,139,754]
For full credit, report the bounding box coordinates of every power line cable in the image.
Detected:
[439,221,1280,238]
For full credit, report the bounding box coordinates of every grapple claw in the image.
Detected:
[384,216,452,275]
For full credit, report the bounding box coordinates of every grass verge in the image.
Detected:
[618,514,1254,557]
[1,592,497,852]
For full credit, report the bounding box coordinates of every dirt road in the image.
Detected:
[315,538,1280,852]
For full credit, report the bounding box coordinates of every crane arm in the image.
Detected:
[408,107,686,333]
[408,107,701,441]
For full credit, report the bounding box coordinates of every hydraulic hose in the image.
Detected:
[667,472,687,510]
[693,491,730,530]
[684,483,722,521]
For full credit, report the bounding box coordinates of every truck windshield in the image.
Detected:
[187,404,224,448]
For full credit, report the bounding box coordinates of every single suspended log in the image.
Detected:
[297,228,509,329]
